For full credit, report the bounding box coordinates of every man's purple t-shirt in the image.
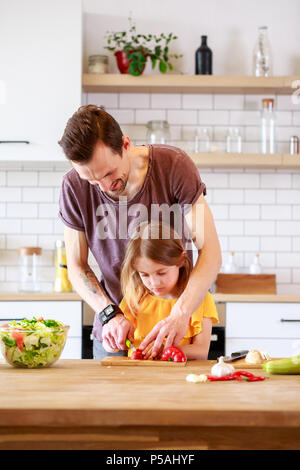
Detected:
[59,144,206,336]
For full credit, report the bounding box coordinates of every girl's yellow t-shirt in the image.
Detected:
[119,291,219,353]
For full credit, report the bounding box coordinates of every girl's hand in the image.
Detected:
[142,340,164,360]
[102,338,119,353]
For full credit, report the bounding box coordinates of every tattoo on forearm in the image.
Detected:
[80,269,99,294]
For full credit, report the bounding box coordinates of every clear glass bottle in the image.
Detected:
[194,127,211,153]
[54,240,72,293]
[226,127,242,153]
[249,253,262,274]
[18,247,42,292]
[146,120,170,144]
[224,252,238,274]
[253,26,273,77]
[261,98,276,154]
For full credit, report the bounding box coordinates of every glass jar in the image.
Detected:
[88,55,108,74]
[226,127,242,153]
[18,247,42,292]
[146,120,170,144]
[54,240,73,293]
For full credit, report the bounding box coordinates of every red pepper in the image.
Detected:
[206,370,265,382]
[160,346,187,363]
[11,328,24,352]
[131,349,144,360]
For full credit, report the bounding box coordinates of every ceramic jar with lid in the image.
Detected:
[88,55,108,74]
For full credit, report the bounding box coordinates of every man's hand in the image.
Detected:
[102,314,135,351]
[139,305,189,358]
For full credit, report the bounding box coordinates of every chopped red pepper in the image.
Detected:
[206,370,265,382]
[11,328,24,352]
[131,349,144,360]
[160,346,187,363]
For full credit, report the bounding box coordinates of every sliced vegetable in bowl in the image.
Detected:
[0,317,69,368]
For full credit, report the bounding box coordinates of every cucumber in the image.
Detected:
[262,355,300,374]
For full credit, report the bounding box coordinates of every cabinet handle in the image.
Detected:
[280,318,300,322]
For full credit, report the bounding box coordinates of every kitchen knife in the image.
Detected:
[125,339,136,352]
[222,350,249,362]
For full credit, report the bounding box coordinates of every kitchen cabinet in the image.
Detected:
[0,0,82,162]
[0,300,83,359]
[226,301,300,357]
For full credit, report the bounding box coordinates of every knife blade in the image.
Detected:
[125,339,136,352]
[222,350,249,362]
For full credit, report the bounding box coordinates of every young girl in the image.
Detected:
[104,220,219,360]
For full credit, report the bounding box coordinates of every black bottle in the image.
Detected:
[195,35,212,75]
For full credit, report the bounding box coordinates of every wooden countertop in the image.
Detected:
[1,359,300,450]
[213,294,300,303]
[1,292,300,303]
[0,292,82,301]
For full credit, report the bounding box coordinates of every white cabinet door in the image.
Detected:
[0,0,82,161]
[0,301,82,359]
[226,302,300,358]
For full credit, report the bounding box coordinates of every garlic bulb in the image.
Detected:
[210,356,235,377]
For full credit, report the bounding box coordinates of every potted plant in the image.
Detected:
[104,18,182,76]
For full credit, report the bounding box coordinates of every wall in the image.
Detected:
[0,0,300,294]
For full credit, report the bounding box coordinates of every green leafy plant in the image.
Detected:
[104,18,182,76]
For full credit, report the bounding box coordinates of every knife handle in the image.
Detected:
[231,350,249,357]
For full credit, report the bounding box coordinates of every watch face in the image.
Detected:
[106,305,114,314]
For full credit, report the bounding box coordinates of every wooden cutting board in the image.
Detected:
[101,356,186,367]
[210,358,281,369]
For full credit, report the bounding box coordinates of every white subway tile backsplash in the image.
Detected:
[0,187,21,202]
[229,173,259,188]
[0,219,21,234]
[230,110,260,126]
[229,205,259,220]
[293,112,300,126]
[23,188,54,203]
[200,172,229,188]
[277,252,300,268]
[0,172,6,186]
[276,189,300,204]
[277,221,300,236]
[39,172,66,187]
[198,110,229,125]
[261,205,292,220]
[0,250,19,265]
[277,95,300,111]
[293,206,300,219]
[215,220,244,235]
[245,220,275,236]
[292,173,300,189]
[136,109,166,124]
[7,172,38,187]
[183,94,213,110]
[293,237,300,251]
[245,189,275,204]
[0,203,5,217]
[107,108,135,124]
[244,94,275,110]
[214,94,244,110]
[120,93,150,109]
[229,236,259,251]
[22,219,53,234]
[292,269,300,283]
[213,189,244,204]
[167,110,197,125]
[151,94,181,109]
[277,284,300,295]
[6,203,38,218]
[273,268,291,283]
[87,92,118,108]
[261,173,292,188]
[245,252,275,268]
[38,203,59,218]
[6,235,38,250]
[260,236,292,252]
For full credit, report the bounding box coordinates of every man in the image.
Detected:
[58,105,222,359]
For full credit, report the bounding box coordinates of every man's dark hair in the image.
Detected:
[58,105,124,163]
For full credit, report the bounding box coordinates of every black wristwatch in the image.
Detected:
[98,304,123,326]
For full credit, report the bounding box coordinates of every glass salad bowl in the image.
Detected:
[0,317,69,368]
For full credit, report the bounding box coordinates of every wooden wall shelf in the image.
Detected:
[189,153,300,169]
[82,74,300,95]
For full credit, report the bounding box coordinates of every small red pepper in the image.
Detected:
[160,346,187,363]
[206,370,265,382]
[131,349,144,360]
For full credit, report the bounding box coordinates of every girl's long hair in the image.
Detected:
[121,220,192,317]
